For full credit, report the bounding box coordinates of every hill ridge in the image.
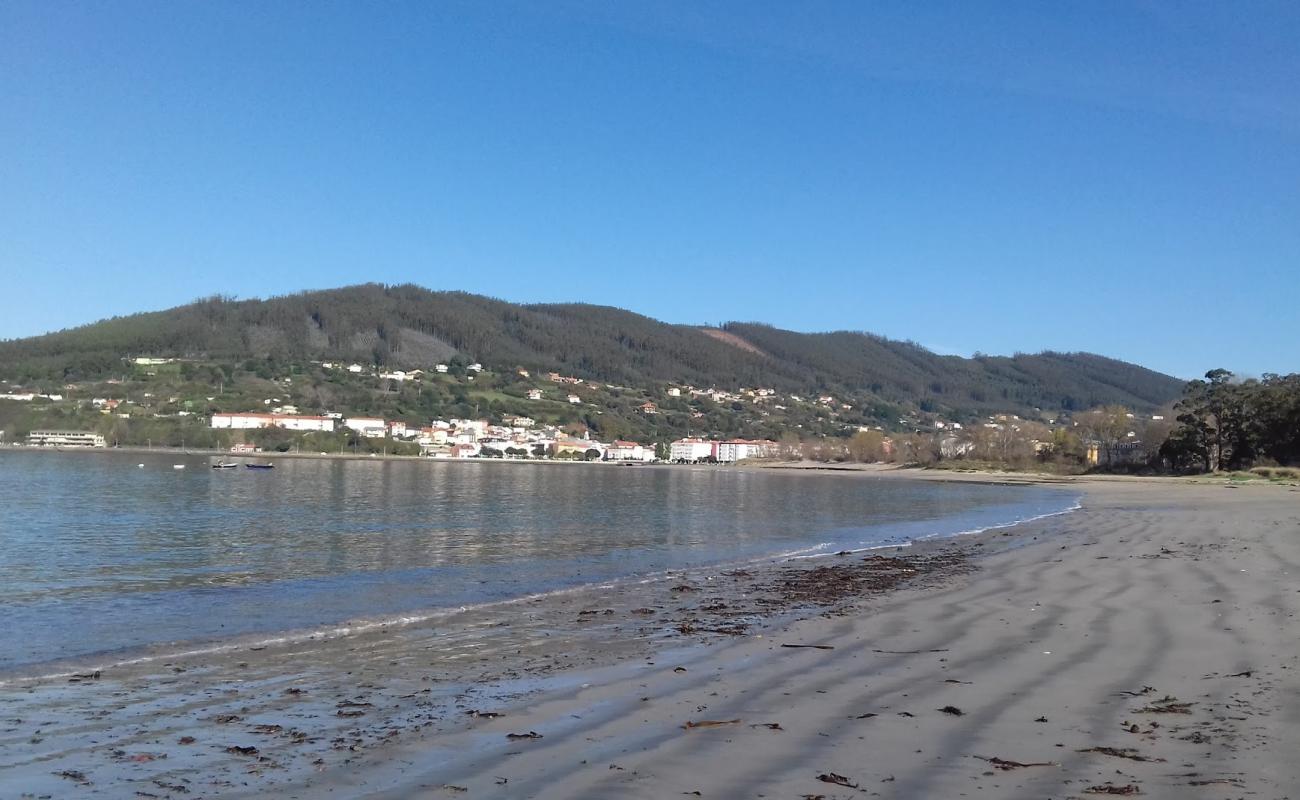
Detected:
[0,283,1185,416]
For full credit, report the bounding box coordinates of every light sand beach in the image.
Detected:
[3,474,1296,799]
[303,476,1300,800]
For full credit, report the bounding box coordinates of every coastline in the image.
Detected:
[1,470,1296,798]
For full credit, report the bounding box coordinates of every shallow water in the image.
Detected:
[0,450,1077,671]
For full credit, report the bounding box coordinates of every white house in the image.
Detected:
[346,364,365,374]
[527,388,543,400]
[344,417,388,438]
[434,364,449,373]
[567,394,581,404]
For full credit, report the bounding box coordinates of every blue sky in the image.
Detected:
[2,1,1296,379]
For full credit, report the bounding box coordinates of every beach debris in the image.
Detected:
[465,709,504,718]
[944,679,971,684]
[224,745,260,756]
[337,709,367,718]
[1136,696,1194,714]
[1078,746,1164,762]
[682,719,741,730]
[781,643,834,650]
[283,687,307,695]
[750,722,784,730]
[974,755,1057,770]
[213,714,243,724]
[816,772,860,789]
[671,584,699,592]
[494,776,509,784]
[1034,716,1049,723]
[1225,670,1254,678]
[178,736,196,745]
[1115,686,1156,697]
[854,712,878,719]
[1187,778,1244,787]
[1083,784,1141,795]
[251,724,283,734]
[506,731,543,739]
[873,648,949,655]
[674,666,687,672]
[55,769,90,783]
[938,705,964,716]
[68,670,101,682]
[440,786,468,793]
[897,711,915,717]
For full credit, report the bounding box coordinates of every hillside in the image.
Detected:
[0,284,1184,417]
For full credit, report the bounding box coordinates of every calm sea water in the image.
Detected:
[0,450,1078,671]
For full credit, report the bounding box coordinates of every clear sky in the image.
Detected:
[2,2,1296,379]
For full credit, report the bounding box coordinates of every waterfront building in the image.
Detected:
[669,437,715,462]
[27,430,106,447]
[209,413,335,432]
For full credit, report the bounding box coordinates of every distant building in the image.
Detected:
[210,413,335,432]
[567,394,581,404]
[714,439,778,463]
[1086,440,1148,467]
[527,389,543,400]
[638,401,658,415]
[344,417,388,438]
[28,430,106,447]
[670,438,715,462]
[552,439,603,458]
[346,364,365,374]
[667,387,681,397]
[605,440,655,462]
[434,364,449,373]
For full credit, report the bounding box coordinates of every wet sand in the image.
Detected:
[3,475,1297,799]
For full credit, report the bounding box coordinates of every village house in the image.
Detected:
[526,389,543,400]
[567,394,581,404]
[639,401,658,415]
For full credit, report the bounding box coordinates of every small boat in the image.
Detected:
[212,461,237,470]
[245,463,275,470]
[172,464,186,470]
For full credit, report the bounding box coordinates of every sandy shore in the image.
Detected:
[3,474,1296,799]
[299,477,1300,800]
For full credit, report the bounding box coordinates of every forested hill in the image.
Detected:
[0,284,1184,416]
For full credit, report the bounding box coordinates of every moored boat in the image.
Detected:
[245,463,275,470]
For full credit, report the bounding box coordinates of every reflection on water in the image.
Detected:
[0,450,1075,669]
